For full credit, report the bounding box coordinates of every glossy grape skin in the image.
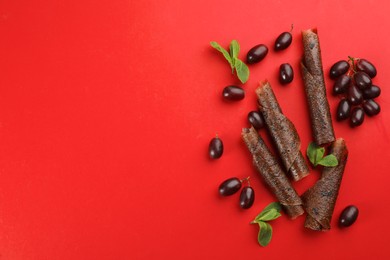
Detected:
[339,205,359,227]
[354,71,372,90]
[363,99,381,116]
[336,99,351,121]
[347,84,363,105]
[350,107,364,127]
[239,186,255,209]
[333,75,351,95]
[246,44,268,64]
[329,60,350,79]
[209,136,223,159]
[363,85,381,99]
[356,59,377,78]
[247,111,265,130]
[219,177,242,196]
[274,32,292,51]
[222,85,245,101]
[279,63,294,85]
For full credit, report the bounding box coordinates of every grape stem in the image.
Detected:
[347,56,357,73]
[240,176,251,186]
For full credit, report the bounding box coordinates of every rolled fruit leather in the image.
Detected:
[242,127,304,219]
[300,28,335,146]
[256,81,309,181]
[301,138,348,231]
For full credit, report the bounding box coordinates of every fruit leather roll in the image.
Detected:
[256,81,309,181]
[301,28,335,145]
[301,138,348,231]
[242,127,304,219]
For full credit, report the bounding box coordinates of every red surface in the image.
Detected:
[1,0,390,259]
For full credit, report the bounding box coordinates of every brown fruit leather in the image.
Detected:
[301,28,335,145]
[302,138,348,231]
[256,81,309,181]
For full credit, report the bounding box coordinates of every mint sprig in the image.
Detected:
[210,40,250,84]
[306,142,338,167]
[251,202,282,247]
[210,41,234,70]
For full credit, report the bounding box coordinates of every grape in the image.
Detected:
[339,205,359,227]
[222,85,245,101]
[279,63,294,85]
[363,99,381,116]
[333,75,351,95]
[350,107,364,127]
[239,186,255,209]
[209,136,223,159]
[356,59,377,78]
[219,177,242,196]
[354,71,372,90]
[336,98,351,121]
[246,44,268,64]
[362,85,381,100]
[248,111,265,130]
[329,60,350,79]
[347,84,363,105]
[274,32,292,51]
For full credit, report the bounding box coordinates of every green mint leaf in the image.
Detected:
[258,221,273,247]
[210,41,234,69]
[234,58,249,83]
[318,154,338,167]
[306,142,318,166]
[229,40,240,63]
[262,202,282,213]
[252,202,282,224]
[256,209,281,222]
[307,142,326,166]
[315,146,325,165]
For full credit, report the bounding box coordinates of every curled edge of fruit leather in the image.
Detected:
[256,80,309,181]
[241,127,304,219]
[301,138,348,231]
[301,28,335,146]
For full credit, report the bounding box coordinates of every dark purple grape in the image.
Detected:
[219,177,242,196]
[209,136,223,159]
[246,44,268,64]
[329,60,350,79]
[347,84,363,105]
[350,107,364,127]
[356,59,377,78]
[363,99,381,116]
[274,32,292,51]
[354,71,372,90]
[279,63,294,85]
[333,75,351,95]
[239,186,255,209]
[363,85,381,100]
[222,85,245,101]
[336,98,351,121]
[339,205,359,227]
[247,111,265,130]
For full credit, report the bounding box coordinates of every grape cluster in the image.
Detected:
[330,58,381,127]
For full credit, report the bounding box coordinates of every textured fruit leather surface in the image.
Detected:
[0,0,389,259]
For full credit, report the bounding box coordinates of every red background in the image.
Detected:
[1,0,390,259]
